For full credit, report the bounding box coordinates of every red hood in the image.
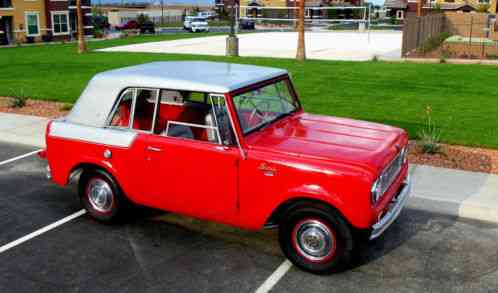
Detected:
[245,112,407,174]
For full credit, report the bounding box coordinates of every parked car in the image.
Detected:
[40,61,411,274]
[183,16,209,32]
[115,20,139,30]
[139,20,155,34]
[240,19,255,30]
[197,11,217,20]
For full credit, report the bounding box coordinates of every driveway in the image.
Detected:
[2,141,498,292]
[98,31,402,61]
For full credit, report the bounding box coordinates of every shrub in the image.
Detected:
[9,89,28,108]
[60,103,73,111]
[418,32,451,54]
[417,105,442,154]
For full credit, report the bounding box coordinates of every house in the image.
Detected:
[384,0,497,21]
[0,0,48,45]
[0,0,92,45]
[44,0,93,41]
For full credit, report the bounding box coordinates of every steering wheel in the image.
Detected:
[248,99,271,125]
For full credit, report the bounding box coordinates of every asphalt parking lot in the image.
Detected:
[1,141,498,292]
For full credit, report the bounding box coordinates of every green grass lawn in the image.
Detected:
[1,34,497,148]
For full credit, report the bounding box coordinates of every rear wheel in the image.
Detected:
[279,205,353,274]
[79,169,128,222]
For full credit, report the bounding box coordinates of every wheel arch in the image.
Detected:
[264,197,350,229]
[68,162,117,185]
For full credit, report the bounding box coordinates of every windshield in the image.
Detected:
[232,79,299,135]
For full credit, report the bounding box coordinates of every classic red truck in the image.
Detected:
[41,61,411,274]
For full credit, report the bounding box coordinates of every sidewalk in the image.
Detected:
[1,112,497,224]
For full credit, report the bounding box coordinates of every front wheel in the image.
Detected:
[279,205,353,274]
[79,169,128,222]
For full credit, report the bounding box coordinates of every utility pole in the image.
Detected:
[226,0,239,56]
[161,0,164,27]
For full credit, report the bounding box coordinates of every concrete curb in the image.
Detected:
[1,112,497,225]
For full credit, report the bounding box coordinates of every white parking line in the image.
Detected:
[0,209,86,254]
[0,149,43,167]
[255,260,292,293]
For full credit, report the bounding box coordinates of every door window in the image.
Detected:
[109,89,134,128]
[108,88,159,132]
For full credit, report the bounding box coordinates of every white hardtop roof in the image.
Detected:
[96,61,288,93]
[66,61,288,127]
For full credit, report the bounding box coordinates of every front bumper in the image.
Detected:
[369,175,411,240]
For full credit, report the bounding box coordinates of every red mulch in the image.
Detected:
[0,97,70,118]
[1,97,497,174]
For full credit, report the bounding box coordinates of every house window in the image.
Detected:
[478,0,489,3]
[25,12,39,36]
[52,12,69,35]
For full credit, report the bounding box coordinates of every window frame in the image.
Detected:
[107,87,160,134]
[106,87,234,146]
[230,76,301,137]
[51,11,70,36]
[25,11,40,37]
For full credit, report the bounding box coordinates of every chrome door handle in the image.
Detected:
[146,146,162,152]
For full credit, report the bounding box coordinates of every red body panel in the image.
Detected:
[44,76,409,232]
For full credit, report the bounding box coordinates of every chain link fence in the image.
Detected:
[402,12,498,59]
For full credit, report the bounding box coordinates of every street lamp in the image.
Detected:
[226,0,239,56]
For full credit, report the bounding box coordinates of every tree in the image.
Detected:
[296,0,305,61]
[76,0,87,54]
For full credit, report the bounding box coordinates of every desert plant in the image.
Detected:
[417,105,442,154]
[60,103,73,111]
[9,89,28,108]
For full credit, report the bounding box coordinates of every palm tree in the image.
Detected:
[76,0,87,54]
[296,0,305,61]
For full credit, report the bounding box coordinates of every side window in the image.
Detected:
[132,89,159,132]
[110,89,134,128]
[153,90,234,145]
[109,88,159,132]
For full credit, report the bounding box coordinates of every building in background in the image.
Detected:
[106,7,184,27]
[384,0,497,21]
[0,0,92,45]
[44,0,93,41]
[0,0,48,45]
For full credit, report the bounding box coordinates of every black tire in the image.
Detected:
[278,204,354,274]
[79,169,128,223]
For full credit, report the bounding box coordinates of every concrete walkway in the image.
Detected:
[98,31,402,61]
[1,112,497,224]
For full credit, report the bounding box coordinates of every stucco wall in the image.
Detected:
[1,0,47,42]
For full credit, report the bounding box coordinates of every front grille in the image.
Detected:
[379,150,404,196]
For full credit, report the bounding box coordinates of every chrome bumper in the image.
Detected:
[370,175,411,240]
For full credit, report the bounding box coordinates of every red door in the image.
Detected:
[144,135,240,223]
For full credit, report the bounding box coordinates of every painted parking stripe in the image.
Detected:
[0,149,43,167]
[0,209,86,254]
[255,260,292,293]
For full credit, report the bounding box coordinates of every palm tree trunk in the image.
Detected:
[296,0,306,61]
[76,0,87,54]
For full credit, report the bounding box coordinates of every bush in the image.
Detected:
[60,103,73,111]
[417,105,442,154]
[8,89,29,108]
[418,32,451,54]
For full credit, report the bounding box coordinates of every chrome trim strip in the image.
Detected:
[370,175,411,240]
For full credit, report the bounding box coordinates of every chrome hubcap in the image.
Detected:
[87,178,114,213]
[295,220,334,261]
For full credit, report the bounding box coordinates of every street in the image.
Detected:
[1,141,498,292]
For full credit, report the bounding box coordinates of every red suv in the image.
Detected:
[41,61,411,274]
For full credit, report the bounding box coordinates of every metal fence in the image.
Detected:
[402,12,498,59]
